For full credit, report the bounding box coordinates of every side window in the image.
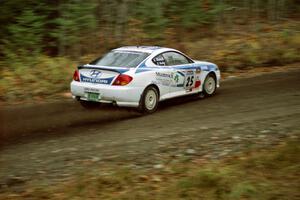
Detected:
[163,52,190,66]
[152,54,166,66]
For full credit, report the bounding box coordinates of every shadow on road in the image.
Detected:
[0,92,214,147]
[0,102,139,147]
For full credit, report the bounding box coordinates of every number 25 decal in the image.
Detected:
[186,76,194,87]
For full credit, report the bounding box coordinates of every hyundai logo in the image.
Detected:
[90,70,101,78]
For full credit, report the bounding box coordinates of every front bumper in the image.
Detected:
[70,81,143,107]
[216,70,221,88]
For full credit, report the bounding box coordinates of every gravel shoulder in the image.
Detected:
[0,67,300,192]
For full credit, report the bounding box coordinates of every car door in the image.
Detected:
[151,54,173,99]
[162,51,198,96]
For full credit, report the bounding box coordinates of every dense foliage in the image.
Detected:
[0,0,299,102]
[1,0,299,59]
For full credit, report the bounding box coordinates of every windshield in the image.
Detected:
[90,51,150,68]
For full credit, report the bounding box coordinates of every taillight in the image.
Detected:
[112,74,133,86]
[73,70,80,82]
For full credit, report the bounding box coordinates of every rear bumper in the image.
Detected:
[70,81,144,107]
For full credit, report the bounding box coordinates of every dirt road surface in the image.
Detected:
[0,68,299,191]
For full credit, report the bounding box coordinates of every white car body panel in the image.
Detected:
[70,46,220,108]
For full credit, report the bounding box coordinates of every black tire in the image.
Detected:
[203,74,217,97]
[197,92,205,99]
[79,100,100,109]
[138,86,159,114]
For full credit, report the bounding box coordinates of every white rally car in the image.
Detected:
[71,46,220,113]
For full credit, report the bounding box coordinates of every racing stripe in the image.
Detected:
[136,63,217,74]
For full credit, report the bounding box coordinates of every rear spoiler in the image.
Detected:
[78,64,130,74]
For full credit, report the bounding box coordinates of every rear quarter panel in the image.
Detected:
[131,68,172,100]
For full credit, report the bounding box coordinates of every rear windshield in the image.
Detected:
[90,50,150,68]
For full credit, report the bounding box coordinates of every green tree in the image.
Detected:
[133,0,167,40]
[2,8,45,63]
[50,0,97,57]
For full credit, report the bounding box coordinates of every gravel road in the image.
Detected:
[0,68,299,191]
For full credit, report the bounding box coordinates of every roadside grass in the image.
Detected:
[0,56,75,103]
[1,139,299,200]
[184,24,300,71]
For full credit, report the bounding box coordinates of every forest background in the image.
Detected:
[0,0,299,102]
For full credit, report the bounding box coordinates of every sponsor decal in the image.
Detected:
[186,70,194,76]
[169,71,185,87]
[155,72,173,86]
[153,55,166,66]
[90,69,102,78]
[80,74,114,84]
[195,80,201,88]
[184,70,196,90]
[156,72,173,78]
[173,74,179,83]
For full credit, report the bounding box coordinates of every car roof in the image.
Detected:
[114,46,175,54]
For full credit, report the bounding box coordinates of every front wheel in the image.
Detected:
[138,86,159,114]
[203,74,216,97]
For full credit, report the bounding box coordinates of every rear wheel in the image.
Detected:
[138,86,159,114]
[203,74,216,97]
